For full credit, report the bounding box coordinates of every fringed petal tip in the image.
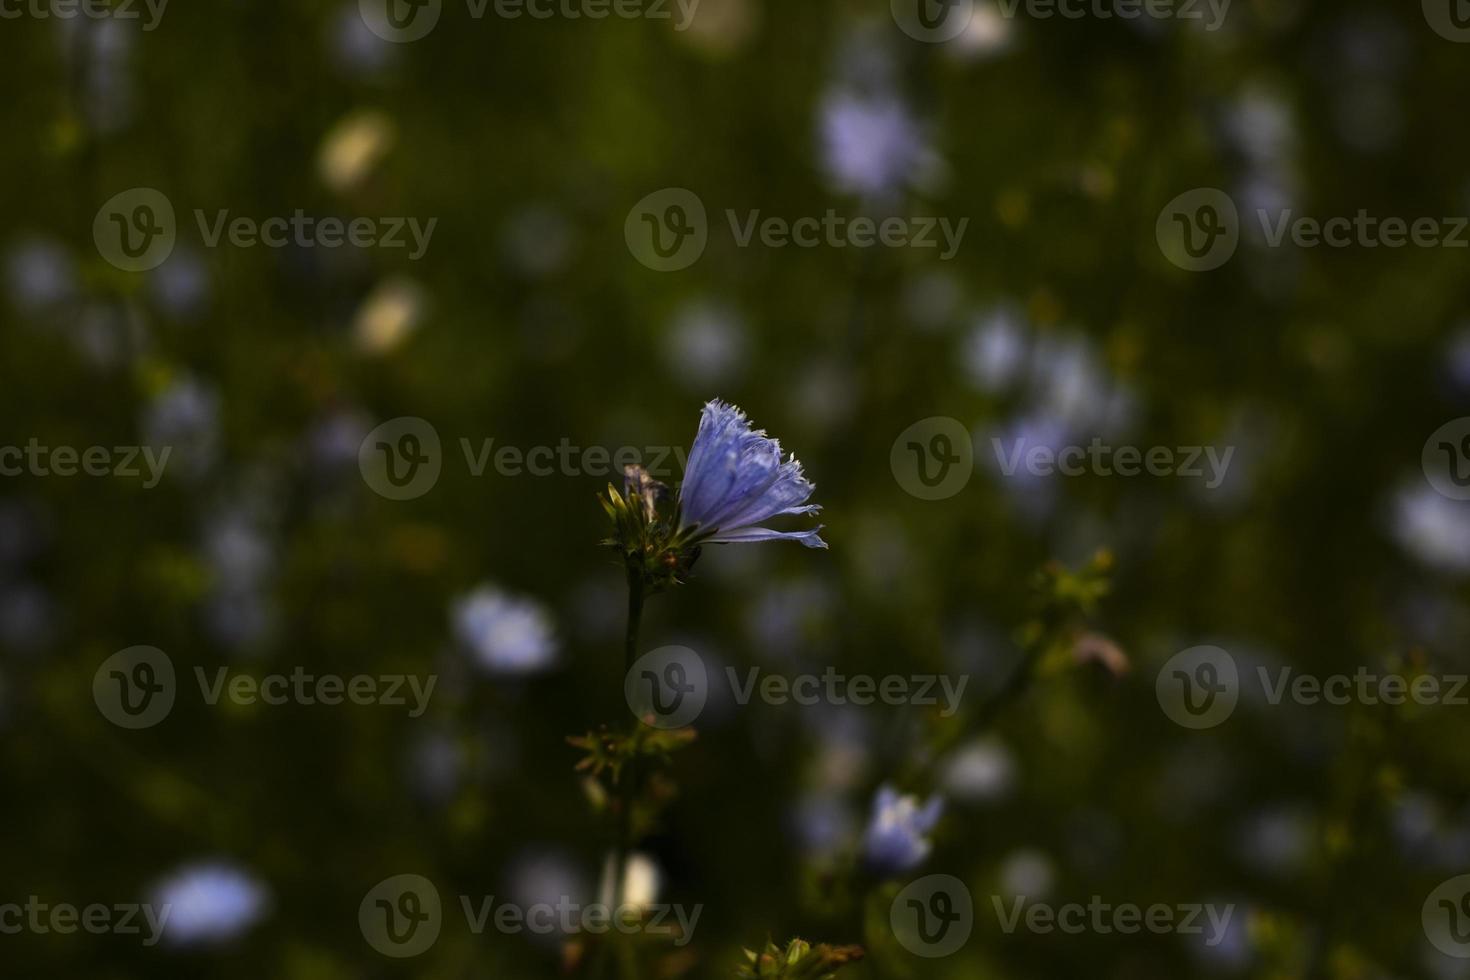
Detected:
[706,525,828,549]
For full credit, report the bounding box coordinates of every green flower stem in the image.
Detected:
[594,567,647,980]
[624,567,645,674]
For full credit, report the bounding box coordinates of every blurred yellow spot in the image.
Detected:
[319,110,396,195]
[389,523,448,573]
[996,189,1030,227]
[354,277,426,355]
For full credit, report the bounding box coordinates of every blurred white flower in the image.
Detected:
[452,585,559,675]
[664,301,747,388]
[945,2,1014,61]
[5,238,76,316]
[997,848,1054,899]
[1223,89,1295,168]
[149,248,211,321]
[330,4,395,75]
[152,862,269,946]
[1392,485,1470,574]
[1236,805,1313,876]
[509,850,590,911]
[63,18,135,134]
[598,852,661,910]
[962,308,1028,392]
[940,738,1016,804]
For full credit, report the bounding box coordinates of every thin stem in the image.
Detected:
[624,568,645,673]
[594,567,647,980]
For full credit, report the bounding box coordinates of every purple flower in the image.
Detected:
[819,90,932,199]
[151,862,269,946]
[862,784,943,875]
[677,400,826,549]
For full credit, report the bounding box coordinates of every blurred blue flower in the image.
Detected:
[5,238,76,316]
[962,307,1028,393]
[791,792,856,860]
[678,400,825,549]
[862,784,942,875]
[152,862,268,946]
[143,375,222,479]
[819,91,929,198]
[452,585,559,675]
